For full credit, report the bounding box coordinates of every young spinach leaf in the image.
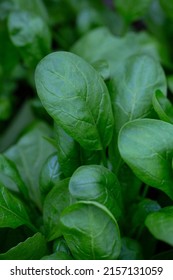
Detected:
[35,51,114,151]
[110,54,166,134]
[118,119,173,199]
[60,201,121,260]
[69,165,122,220]
[145,206,173,246]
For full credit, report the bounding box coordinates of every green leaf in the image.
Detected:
[8,10,51,67]
[4,122,55,209]
[60,201,121,260]
[0,232,47,260]
[152,90,173,123]
[109,54,166,172]
[110,54,166,134]
[118,119,173,199]
[0,154,28,199]
[115,0,152,23]
[35,51,114,151]
[54,124,81,177]
[43,178,72,241]
[145,206,173,246]
[0,184,34,230]
[39,152,63,197]
[69,165,122,220]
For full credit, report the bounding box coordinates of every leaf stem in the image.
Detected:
[101,149,108,168]
[142,184,149,198]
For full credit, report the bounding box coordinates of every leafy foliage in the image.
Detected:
[1,0,173,260]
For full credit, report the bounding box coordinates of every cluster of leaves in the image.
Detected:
[1,0,173,260]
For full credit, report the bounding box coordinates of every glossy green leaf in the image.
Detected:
[118,119,173,199]
[35,51,114,150]
[39,152,63,196]
[109,54,166,172]
[0,184,34,230]
[69,165,122,220]
[0,232,47,260]
[145,206,173,246]
[115,0,152,22]
[0,154,28,199]
[43,178,72,241]
[60,201,121,260]
[8,10,51,67]
[4,122,55,209]
[110,54,166,134]
[152,90,173,123]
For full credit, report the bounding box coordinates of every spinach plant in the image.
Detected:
[1,0,173,260]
